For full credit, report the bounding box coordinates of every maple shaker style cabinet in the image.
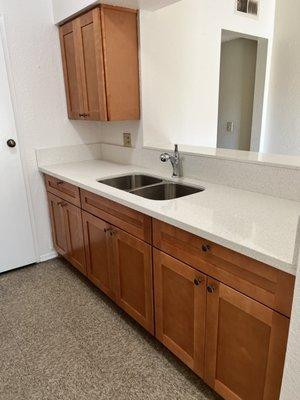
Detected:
[59,5,140,121]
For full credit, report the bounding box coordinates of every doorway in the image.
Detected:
[217,30,268,152]
[0,16,36,273]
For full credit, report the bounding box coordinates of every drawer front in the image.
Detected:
[45,175,81,207]
[153,219,295,317]
[81,189,152,243]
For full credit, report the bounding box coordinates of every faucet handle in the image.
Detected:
[160,152,170,162]
[174,144,178,152]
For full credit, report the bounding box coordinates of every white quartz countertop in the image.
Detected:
[39,160,300,275]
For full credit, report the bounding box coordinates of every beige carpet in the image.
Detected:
[0,258,221,400]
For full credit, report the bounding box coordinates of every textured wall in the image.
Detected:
[263,0,300,155]
[0,0,102,260]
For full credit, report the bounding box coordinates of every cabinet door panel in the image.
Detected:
[77,8,107,121]
[82,211,114,299]
[205,279,289,400]
[59,21,83,119]
[47,193,68,256]
[64,202,86,275]
[113,228,154,334]
[101,5,140,120]
[154,249,207,377]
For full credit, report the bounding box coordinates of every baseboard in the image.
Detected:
[39,250,58,262]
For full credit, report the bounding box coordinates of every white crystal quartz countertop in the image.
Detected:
[39,160,300,275]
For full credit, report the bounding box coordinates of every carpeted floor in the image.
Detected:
[0,258,221,400]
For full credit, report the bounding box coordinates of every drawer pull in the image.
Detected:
[56,181,64,186]
[194,278,202,286]
[207,285,215,294]
[202,244,211,252]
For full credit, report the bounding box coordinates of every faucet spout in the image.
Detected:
[160,144,181,178]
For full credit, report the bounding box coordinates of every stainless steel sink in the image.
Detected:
[132,182,204,200]
[99,174,162,191]
[99,174,205,200]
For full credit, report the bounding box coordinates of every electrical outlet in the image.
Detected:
[123,132,132,147]
[226,122,234,133]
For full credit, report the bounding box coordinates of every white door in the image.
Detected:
[0,17,36,273]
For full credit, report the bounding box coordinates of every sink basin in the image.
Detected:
[99,174,162,191]
[132,182,204,200]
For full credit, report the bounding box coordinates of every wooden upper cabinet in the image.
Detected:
[59,5,140,121]
[101,5,140,120]
[205,278,290,400]
[59,20,82,119]
[154,249,207,378]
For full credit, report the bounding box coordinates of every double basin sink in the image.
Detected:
[99,174,205,201]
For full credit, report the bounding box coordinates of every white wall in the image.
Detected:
[51,0,182,24]
[0,0,102,261]
[217,38,257,151]
[140,0,276,149]
[263,0,300,156]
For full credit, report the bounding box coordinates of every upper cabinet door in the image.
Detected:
[59,20,83,119]
[59,5,140,122]
[153,249,207,378]
[101,6,140,121]
[76,8,107,121]
[205,279,290,400]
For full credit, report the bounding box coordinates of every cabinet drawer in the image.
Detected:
[153,219,295,317]
[81,189,152,243]
[45,175,81,207]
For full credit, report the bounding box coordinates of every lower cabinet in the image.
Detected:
[82,211,154,334]
[47,192,86,275]
[82,211,115,299]
[46,182,291,400]
[205,278,289,400]
[153,250,289,400]
[153,249,206,377]
[114,228,154,334]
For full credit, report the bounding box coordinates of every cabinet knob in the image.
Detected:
[194,278,202,286]
[202,244,211,253]
[7,139,16,148]
[207,285,215,294]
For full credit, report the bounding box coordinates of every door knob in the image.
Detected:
[7,139,16,148]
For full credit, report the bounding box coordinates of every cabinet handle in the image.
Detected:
[56,181,64,186]
[194,278,202,286]
[79,113,90,118]
[207,285,215,293]
[202,244,211,252]
[58,201,67,207]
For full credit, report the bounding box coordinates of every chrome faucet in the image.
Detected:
[160,144,181,178]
